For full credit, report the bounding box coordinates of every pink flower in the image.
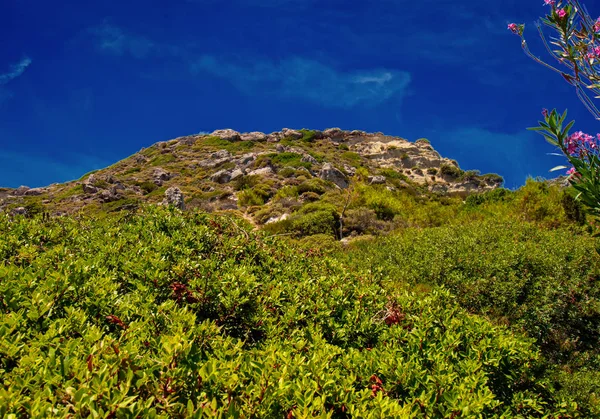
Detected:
[594,46,600,56]
[542,108,549,117]
[595,18,600,33]
[508,23,518,34]
[544,0,555,5]
[557,8,567,18]
[567,167,576,176]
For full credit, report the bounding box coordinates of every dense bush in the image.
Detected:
[440,164,463,178]
[0,208,582,417]
[342,220,600,414]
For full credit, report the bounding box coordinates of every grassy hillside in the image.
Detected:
[1,180,599,416]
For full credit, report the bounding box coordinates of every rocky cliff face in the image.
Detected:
[0,128,503,223]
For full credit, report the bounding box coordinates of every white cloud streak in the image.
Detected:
[90,22,182,59]
[0,58,32,85]
[192,56,411,108]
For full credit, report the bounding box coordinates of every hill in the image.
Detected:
[0,128,503,232]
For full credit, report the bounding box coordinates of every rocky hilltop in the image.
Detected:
[0,128,503,234]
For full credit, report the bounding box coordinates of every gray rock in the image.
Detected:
[343,164,357,176]
[241,132,267,142]
[323,128,345,141]
[230,168,245,181]
[319,163,348,189]
[301,154,318,164]
[369,175,386,185]
[211,129,241,142]
[266,132,281,143]
[163,187,185,210]
[196,157,230,169]
[281,128,303,140]
[24,188,45,196]
[236,153,257,167]
[210,170,232,184]
[133,154,148,164]
[211,150,231,160]
[82,183,99,194]
[153,168,172,186]
[99,189,122,203]
[247,166,274,177]
[14,186,30,196]
[178,136,198,146]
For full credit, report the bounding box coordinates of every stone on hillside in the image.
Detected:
[210,170,232,184]
[211,150,231,160]
[178,136,198,146]
[236,153,257,167]
[211,129,241,142]
[241,132,267,142]
[82,183,99,194]
[133,154,148,164]
[163,187,185,210]
[281,128,303,140]
[301,154,318,164]
[429,184,448,195]
[323,128,345,141]
[343,164,357,177]
[369,175,386,185]
[266,132,281,143]
[24,188,45,196]
[230,168,245,181]
[319,163,348,189]
[247,166,274,177]
[153,168,172,186]
[14,186,30,196]
[99,189,122,203]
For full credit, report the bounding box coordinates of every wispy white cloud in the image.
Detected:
[90,22,182,59]
[0,57,32,85]
[0,57,32,106]
[192,56,411,108]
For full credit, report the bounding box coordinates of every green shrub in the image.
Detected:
[341,151,361,166]
[561,190,586,225]
[238,189,264,207]
[338,143,350,151]
[341,219,600,414]
[299,129,319,143]
[274,185,299,200]
[298,178,329,195]
[150,153,176,166]
[0,207,587,417]
[234,175,261,191]
[278,167,297,178]
[440,164,463,178]
[138,181,158,194]
[481,173,505,185]
[267,152,311,169]
[427,167,438,175]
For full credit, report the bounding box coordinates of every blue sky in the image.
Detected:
[1,0,599,188]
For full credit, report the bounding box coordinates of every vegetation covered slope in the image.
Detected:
[0,128,503,232]
[1,197,598,417]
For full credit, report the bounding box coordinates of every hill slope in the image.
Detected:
[0,128,503,228]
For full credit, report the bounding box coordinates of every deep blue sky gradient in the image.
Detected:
[2,0,600,188]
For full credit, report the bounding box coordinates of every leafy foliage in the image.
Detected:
[0,207,584,417]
